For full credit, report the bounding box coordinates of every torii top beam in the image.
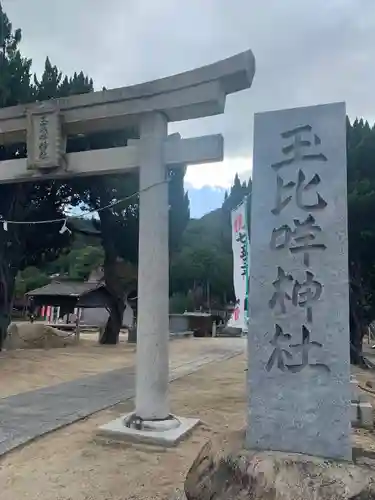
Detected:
[0,50,255,145]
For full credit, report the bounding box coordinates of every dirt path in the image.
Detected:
[0,336,237,398]
[0,341,243,457]
[0,345,373,500]
[0,353,247,500]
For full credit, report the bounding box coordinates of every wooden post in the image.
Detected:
[75,308,81,344]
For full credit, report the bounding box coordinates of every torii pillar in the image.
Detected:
[136,112,170,421]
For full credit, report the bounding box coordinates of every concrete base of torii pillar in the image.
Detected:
[98,415,200,447]
[98,112,200,446]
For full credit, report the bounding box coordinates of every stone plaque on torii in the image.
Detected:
[0,50,256,444]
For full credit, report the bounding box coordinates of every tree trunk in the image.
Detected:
[99,296,125,345]
[0,260,16,351]
[349,262,367,367]
[100,259,126,345]
[0,310,10,350]
[0,187,30,350]
[350,304,366,366]
[96,205,137,345]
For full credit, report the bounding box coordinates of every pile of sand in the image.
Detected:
[5,323,77,350]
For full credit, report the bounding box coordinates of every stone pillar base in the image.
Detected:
[97,413,199,447]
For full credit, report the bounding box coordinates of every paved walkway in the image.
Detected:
[0,341,245,456]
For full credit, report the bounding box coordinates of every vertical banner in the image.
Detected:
[229,198,250,330]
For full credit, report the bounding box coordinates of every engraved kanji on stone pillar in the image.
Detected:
[26,102,66,171]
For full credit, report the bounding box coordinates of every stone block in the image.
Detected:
[351,402,359,425]
[247,102,351,460]
[358,402,373,429]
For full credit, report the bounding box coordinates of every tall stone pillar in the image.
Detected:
[135,112,170,421]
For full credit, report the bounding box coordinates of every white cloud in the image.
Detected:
[185,157,252,189]
[2,0,375,190]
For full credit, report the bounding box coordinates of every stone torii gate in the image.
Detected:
[0,50,255,444]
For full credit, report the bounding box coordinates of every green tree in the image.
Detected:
[169,167,190,253]
[170,173,251,310]
[0,4,72,346]
[29,51,190,345]
[70,173,140,344]
[171,245,232,307]
[222,173,249,212]
[70,165,190,344]
[0,4,31,107]
[65,246,104,281]
[15,267,50,297]
[347,117,375,364]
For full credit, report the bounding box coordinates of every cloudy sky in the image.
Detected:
[2,0,375,190]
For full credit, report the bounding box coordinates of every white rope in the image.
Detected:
[0,179,169,233]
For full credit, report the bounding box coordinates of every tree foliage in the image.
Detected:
[0,7,73,344]
[170,174,251,311]
[0,1,190,346]
[347,117,375,363]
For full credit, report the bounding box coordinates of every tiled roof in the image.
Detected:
[26,281,105,297]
